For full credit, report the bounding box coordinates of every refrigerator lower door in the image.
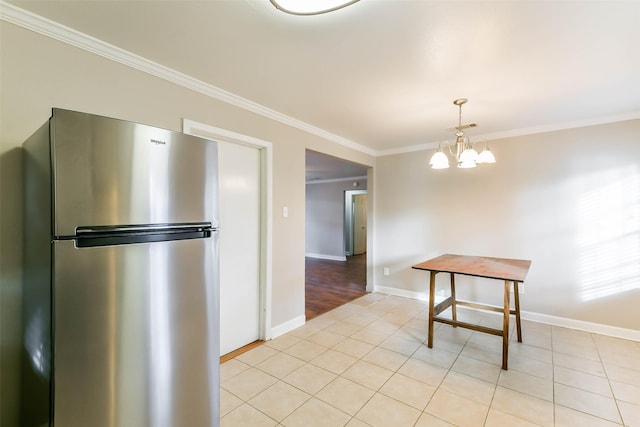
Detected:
[52,236,219,427]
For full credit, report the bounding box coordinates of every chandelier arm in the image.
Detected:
[444,142,456,157]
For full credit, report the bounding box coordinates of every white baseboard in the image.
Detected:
[271,315,305,339]
[305,253,347,261]
[374,285,428,301]
[520,310,640,342]
[373,285,640,342]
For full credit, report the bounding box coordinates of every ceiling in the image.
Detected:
[6,0,640,159]
[306,150,368,182]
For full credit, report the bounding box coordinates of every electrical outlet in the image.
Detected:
[383,267,389,276]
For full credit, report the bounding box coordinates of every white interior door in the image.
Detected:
[218,141,261,355]
[353,194,367,255]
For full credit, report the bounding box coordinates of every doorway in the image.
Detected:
[344,190,367,256]
[305,150,369,320]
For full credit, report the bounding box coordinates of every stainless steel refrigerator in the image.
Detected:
[22,109,220,427]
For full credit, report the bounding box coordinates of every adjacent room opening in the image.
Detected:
[305,150,369,320]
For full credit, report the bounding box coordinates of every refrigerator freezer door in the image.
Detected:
[50,109,218,237]
[52,237,220,427]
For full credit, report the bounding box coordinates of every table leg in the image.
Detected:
[450,273,457,326]
[514,281,522,342]
[428,270,436,348]
[502,280,510,370]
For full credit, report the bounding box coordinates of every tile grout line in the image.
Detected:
[592,332,627,426]
[222,294,639,426]
[551,327,627,426]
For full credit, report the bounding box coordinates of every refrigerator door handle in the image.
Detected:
[76,222,214,235]
[73,222,215,248]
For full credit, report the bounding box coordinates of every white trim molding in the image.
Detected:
[183,119,275,341]
[374,285,428,302]
[271,315,306,339]
[373,286,640,342]
[0,1,375,157]
[305,253,347,262]
[520,310,640,343]
[377,111,640,157]
[3,1,639,159]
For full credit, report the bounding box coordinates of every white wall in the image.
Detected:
[374,120,640,331]
[305,178,367,259]
[0,21,375,425]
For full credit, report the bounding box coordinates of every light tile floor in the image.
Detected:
[220,293,640,426]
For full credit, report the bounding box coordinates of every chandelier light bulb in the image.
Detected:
[478,147,496,164]
[465,147,480,163]
[459,148,476,164]
[429,150,450,169]
[458,159,477,169]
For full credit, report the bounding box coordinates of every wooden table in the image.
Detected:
[412,254,531,370]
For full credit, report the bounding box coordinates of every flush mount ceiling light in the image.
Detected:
[269,0,360,15]
[429,98,496,170]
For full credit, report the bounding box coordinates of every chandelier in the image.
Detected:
[269,0,360,15]
[429,98,496,169]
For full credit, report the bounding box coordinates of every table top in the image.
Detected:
[412,254,532,282]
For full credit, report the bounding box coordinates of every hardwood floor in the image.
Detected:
[305,254,367,320]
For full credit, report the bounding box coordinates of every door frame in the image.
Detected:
[344,189,367,256]
[183,119,273,342]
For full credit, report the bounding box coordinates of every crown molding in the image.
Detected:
[378,110,640,157]
[0,1,377,157]
[477,111,640,142]
[3,1,639,160]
